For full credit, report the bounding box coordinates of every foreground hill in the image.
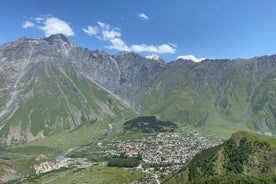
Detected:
[164,131,276,183]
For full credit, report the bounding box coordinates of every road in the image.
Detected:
[145,170,160,184]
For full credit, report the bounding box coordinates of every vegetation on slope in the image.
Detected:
[141,58,276,138]
[164,131,276,184]
[123,116,177,133]
[9,165,145,184]
[143,61,208,128]
[250,67,276,135]
[0,62,134,146]
[184,174,276,184]
[107,155,142,168]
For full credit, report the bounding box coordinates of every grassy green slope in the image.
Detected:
[249,68,276,135]
[141,60,240,138]
[141,58,276,138]
[163,131,276,184]
[0,61,134,146]
[215,61,255,122]
[143,61,208,128]
[0,61,135,182]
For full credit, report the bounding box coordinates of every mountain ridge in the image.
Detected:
[0,34,276,145]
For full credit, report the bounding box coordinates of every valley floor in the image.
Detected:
[10,128,222,183]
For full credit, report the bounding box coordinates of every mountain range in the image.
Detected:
[0,34,276,145]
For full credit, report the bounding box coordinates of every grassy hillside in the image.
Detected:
[140,58,276,138]
[143,61,208,128]
[249,68,276,135]
[0,61,134,146]
[164,131,276,184]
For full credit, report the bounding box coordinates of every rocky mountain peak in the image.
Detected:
[44,34,70,44]
[115,51,142,60]
[41,34,76,58]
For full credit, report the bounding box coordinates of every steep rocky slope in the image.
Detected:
[0,35,134,145]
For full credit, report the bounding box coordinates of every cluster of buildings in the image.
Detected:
[99,129,222,174]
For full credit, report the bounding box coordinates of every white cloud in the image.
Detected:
[22,20,34,28]
[130,44,175,54]
[107,38,130,51]
[102,30,121,40]
[83,26,99,36]
[131,44,157,53]
[41,17,74,37]
[22,16,75,37]
[176,55,206,62]
[34,17,44,23]
[138,13,149,20]
[83,21,176,54]
[158,44,176,54]
[97,21,111,30]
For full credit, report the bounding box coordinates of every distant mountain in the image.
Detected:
[164,131,276,184]
[141,57,276,137]
[0,34,276,145]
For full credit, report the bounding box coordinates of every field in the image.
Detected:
[13,165,146,184]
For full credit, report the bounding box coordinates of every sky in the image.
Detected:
[1,0,276,62]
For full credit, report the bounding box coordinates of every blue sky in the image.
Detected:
[1,0,276,61]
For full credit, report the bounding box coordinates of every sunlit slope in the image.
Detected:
[0,60,133,145]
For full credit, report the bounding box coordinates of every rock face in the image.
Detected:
[0,34,276,144]
[34,155,58,174]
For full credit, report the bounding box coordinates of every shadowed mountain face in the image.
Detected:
[0,34,276,144]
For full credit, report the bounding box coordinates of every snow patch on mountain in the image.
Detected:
[146,54,165,62]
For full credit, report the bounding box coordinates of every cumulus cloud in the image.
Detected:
[22,20,35,28]
[102,30,121,40]
[107,38,130,51]
[130,44,175,54]
[22,16,75,37]
[158,44,176,54]
[40,17,74,37]
[83,21,176,54]
[131,44,158,53]
[176,55,206,62]
[138,13,149,20]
